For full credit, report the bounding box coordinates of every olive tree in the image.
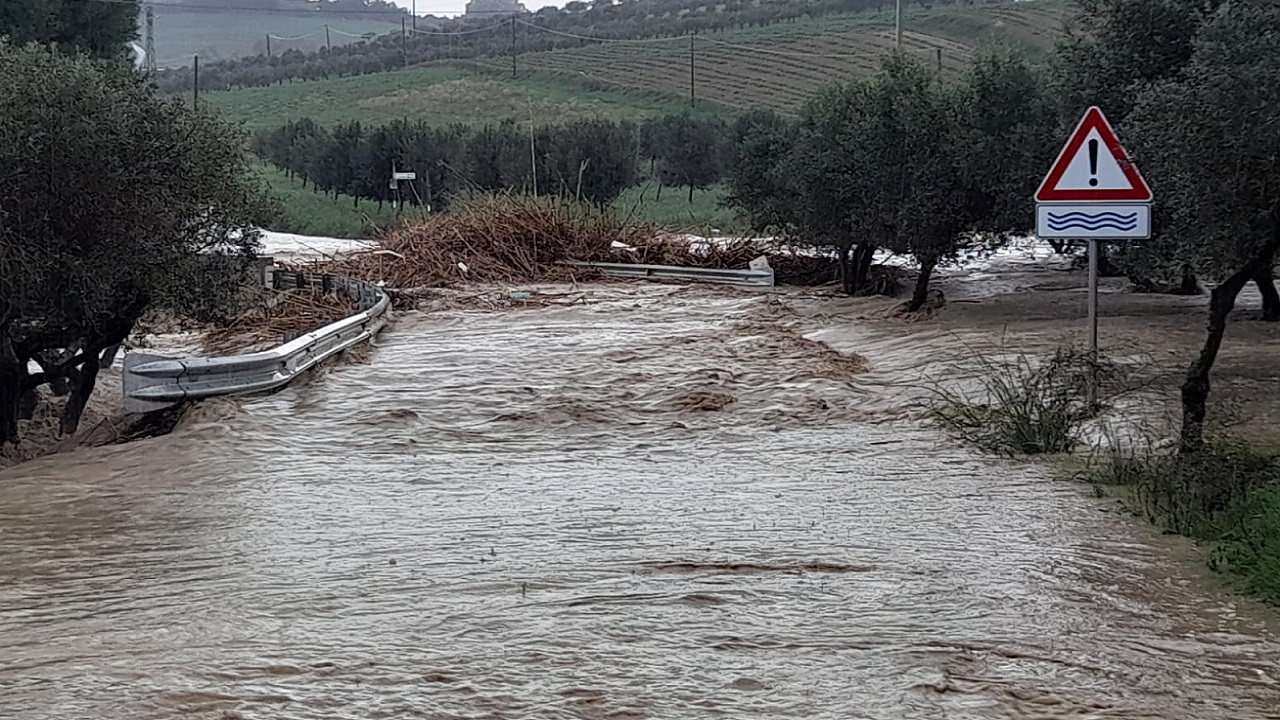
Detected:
[1123,0,1280,450]
[0,41,271,443]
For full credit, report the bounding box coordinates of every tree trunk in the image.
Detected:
[1176,266,1202,296]
[849,243,876,295]
[1181,212,1280,451]
[906,258,937,312]
[838,244,853,294]
[656,182,662,201]
[1253,265,1279,321]
[687,183,694,204]
[59,352,101,437]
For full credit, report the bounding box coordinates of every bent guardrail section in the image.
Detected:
[562,258,775,288]
[122,270,389,414]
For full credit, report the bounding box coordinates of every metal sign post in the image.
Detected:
[1035,106,1153,407]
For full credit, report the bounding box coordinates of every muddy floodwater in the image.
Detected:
[3,284,1280,720]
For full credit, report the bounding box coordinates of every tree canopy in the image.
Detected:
[0,0,139,58]
[725,52,1054,306]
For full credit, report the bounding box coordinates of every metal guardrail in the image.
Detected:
[122,269,389,413]
[562,258,775,288]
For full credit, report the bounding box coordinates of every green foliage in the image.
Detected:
[1125,0,1280,280]
[930,348,1102,455]
[1088,439,1280,604]
[644,114,726,202]
[1052,0,1217,120]
[724,53,1053,301]
[0,0,139,59]
[723,109,796,234]
[0,40,269,441]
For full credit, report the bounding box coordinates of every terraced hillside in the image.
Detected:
[485,2,1068,112]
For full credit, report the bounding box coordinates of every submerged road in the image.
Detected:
[1,284,1278,719]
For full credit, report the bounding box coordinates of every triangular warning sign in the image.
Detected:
[1035,106,1152,202]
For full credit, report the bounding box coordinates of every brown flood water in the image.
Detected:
[2,284,1280,720]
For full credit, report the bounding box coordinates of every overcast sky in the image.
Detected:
[386,0,563,17]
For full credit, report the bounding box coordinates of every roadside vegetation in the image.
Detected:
[0,5,268,444]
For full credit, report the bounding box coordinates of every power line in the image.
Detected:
[408,21,508,36]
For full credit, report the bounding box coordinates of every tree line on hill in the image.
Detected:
[253,113,728,211]
[153,0,996,94]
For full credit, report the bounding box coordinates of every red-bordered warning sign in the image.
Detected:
[1035,106,1152,203]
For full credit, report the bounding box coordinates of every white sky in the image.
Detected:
[386,0,562,17]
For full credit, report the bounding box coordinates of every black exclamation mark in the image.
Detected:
[1088,139,1099,187]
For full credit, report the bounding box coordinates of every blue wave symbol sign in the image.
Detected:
[1045,210,1138,232]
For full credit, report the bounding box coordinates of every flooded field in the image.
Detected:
[2,283,1280,719]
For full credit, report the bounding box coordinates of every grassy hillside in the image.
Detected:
[148,9,397,67]
[209,65,724,133]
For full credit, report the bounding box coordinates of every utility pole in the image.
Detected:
[325,24,331,53]
[402,16,408,69]
[895,0,902,51]
[689,32,695,107]
[510,15,517,79]
[144,6,156,73]
[412,0,417,29]
[266,34,272,58]
[193,55,199,108]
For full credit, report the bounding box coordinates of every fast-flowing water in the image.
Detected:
[2,284,1278,720]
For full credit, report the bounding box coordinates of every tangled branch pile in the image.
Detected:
[317,196,665,289]
[202,286,356,354]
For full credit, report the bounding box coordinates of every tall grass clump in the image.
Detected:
[930,347,1112,455]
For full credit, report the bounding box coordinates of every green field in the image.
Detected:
[147,9,398,67]
[254,160,401,238]
[209,65,721,134]
[613,183,744,236]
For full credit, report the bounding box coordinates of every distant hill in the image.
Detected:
[143,1,406,66]
[156,0,406,21]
